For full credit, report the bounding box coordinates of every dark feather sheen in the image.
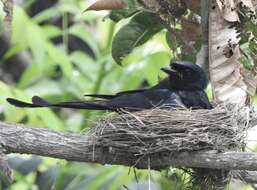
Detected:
[6,61,212,111]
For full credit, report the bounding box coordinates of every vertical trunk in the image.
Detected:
[209,0,248,105]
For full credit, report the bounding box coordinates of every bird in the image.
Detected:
[6,61,212,111]
[85,61,212,109]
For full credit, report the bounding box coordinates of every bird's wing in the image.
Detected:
[84,89,148,99]
[160,92,186,108]
[177,91,212,109]
[198,91,212,109]
[84,78,170,100]
[105,89,186,111]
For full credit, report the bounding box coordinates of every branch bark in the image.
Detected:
[196,0,209,79]
[0,121,257,183]
[235,171,257,184]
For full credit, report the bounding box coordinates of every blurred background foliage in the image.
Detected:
[0,0,256,190]
[0,0,173,189]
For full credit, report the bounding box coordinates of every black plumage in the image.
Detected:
[85,61,212,109]
[7,61,212,111]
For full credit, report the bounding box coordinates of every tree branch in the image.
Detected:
[234,171,257,184]
[0,121,257,183]
[196,0,209,79]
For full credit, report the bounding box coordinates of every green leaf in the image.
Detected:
[107,168,134,190]
[55,164,97,190]
[32,8,61,24]
[42,25,62,39]
[46,42,73,77]
[31,109,65,131]
[18,63,41,88]
[3,44,27,60]
[36,166,59,190]
[85,166,123,190]
[125,181,161,190]
[26,79,63,96]
[69,24,99,57]
[109,0,139,22]
[8,156,42,175]
[11,6,30,46]
[112,11,163,64]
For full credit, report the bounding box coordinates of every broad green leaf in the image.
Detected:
[32,8,61,24]
[26,24,47,63]
[42,25,62,39]
[46,42,73,77]
[62,175,97,190]
[85,166,123,190]
[124,181,161,190]
[36,166,59,190]
[107,168,134,190]
[30,109,65,131]
[8,156,42,175]
[69,24,99,57]
[26,79,63,96]
[69,51,96,79]
[3,44,27,60]
[55,164,97,190]
[18,63,41,88]
[0,82,28,123]
[112,11,163,64]
[11,6,30,46]
[109,0,139,22]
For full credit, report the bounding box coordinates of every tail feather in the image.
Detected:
[6,98,43,108]
[7,96,112,110]
[32,96,51,106]
[84,94,116,99]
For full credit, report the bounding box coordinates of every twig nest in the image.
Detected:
[91,104,251,156]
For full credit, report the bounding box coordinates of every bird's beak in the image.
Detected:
[161,66,179,76]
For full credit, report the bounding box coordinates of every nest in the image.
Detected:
[91,104,249,156]
[89,104,253,190]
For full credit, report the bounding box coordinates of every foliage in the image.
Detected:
[109,0,139,22]
[0,0,256,189]
[239,7,257,70]
[0,0,173,189]
[112,11,163,64]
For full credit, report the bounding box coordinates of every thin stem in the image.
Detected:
[62,11,69,53]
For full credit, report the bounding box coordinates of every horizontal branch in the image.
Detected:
[235,171,257,184]
[0,122,257,183]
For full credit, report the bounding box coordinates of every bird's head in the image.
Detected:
[161,61,207,90]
